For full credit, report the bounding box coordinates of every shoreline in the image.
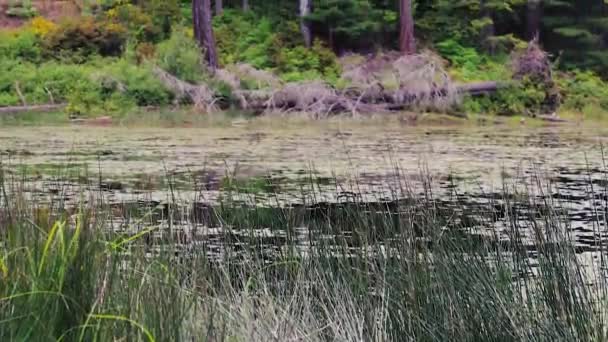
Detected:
[0,107,593,129]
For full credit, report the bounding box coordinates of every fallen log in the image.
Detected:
[234,80,503,115]
[152,63,505,115]
[152,66,218,111]
[457,81,500,95]
[538,114,568,123]
[0,104,66,114]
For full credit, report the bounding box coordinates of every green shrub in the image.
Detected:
[101,60,172,107]
[0,61,95,107]
[5,1,37,18]
[213,10,340,81]
[0,29,42,62]
[0,58,172,114]
[276,40,340,82]
[556,70,608,112]
[42,17,127,62]
[462,81,545,116]
[155,29,206,83]
[436,40,511,82]
[64,77,104,116]
[141,0,181,39]
[214,11,277,69]
[105,2,162,42]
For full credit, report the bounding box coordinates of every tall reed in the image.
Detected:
[0,167,606,341]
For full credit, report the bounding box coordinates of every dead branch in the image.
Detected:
[0,104,66,114]
[152,66,218,112]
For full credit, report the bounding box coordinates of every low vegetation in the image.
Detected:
[1,168,607,340]
[0,1,607,122]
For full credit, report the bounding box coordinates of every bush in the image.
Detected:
[42,17,127,62]
[462,81,546,116]
[155,29,206,83]
[28,17,57,37]
[100,60,172,107]
[276,40,341,82]
[213,10,340,81]
[0,28,42,62]
[5,1,37,18]
[214,11,277,68]
[105,2,161,43]
[141,0,181,39]
[556,70,608,112]
[0,58,172,114]
[436,40,511,82]
[0,61,96,107]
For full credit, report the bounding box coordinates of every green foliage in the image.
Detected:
[5,0,37,18]
[141,0,181,39]
[213,10,340,82]
[542,0,608,75]
[103,60,172,107]
[0,0,607,118]
[1,174,608,340]
[418,0,525,49]
[155,28,206,83]
[276,40,341,82]
[437,40,547,115]
[463,81,545,116]
[0,58,171,115]
[0,28,41,62]
[436,40,511,82]
[556,70,608,112]
[0,61,93,107]
[213,10,276,68]
[105,2,162,42]
[307,0,394,50]
[42,17,127,62]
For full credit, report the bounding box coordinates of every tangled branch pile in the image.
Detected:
[390,54,459,111]
[152,66,218,112]
[512,40,560,113]
[512,40,552,84]
[153,54,496,116]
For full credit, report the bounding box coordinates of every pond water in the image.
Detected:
[2,120,608,259]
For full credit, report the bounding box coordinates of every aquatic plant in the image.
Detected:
[0,168,607,340]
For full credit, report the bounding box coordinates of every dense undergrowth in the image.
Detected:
[0,1,607,120]
[1,168,608,340]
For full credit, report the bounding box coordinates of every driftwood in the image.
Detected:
[457,81,499,95]
[234,81,501,116]
[151,66,218,112]
[538,114,568,123]
[0,104,66,114]
[0,82,499,118]
[149,55,506,116]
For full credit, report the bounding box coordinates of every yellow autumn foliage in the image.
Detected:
[28,17,57,37]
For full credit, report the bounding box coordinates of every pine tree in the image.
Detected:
[215,0,223,15]
[193,0,219,70]
[306,0,388,51]
[300,0,313,48]
[542,0,608,74]
[526,0,541,40]
[399,0,416,54]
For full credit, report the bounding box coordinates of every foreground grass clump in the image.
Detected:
[1,174,608,340]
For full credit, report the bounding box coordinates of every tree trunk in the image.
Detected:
[192,0,202,43]
[527,0,542,41]
[399,0,416,55]
[480,0,495,53]
[299,0,312,48]
[215,0,223,15]
[242,0,249,11]
[193,0,219,70]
